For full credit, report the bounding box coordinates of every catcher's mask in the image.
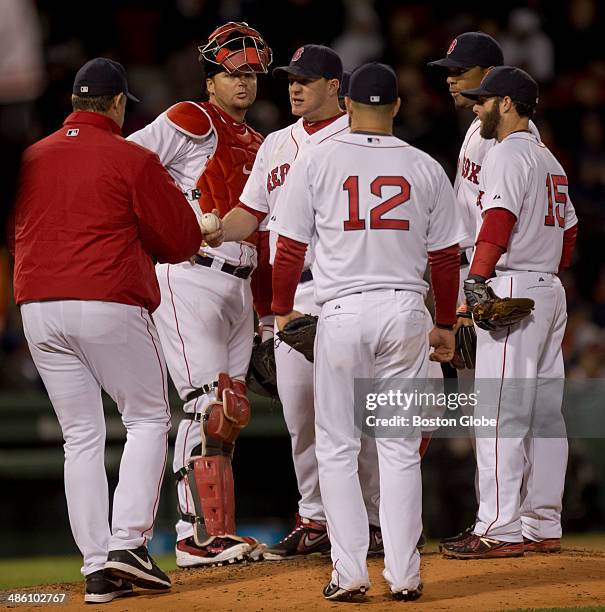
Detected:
[198,22,272,74]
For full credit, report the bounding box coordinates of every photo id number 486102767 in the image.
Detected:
[2,592,68,605]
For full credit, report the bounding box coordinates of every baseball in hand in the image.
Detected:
[200,212,221,234]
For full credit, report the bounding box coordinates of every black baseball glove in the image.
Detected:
[246,335,278,398]
[452,310,476,369]
[276,314,318,363]
[464,279,535,332]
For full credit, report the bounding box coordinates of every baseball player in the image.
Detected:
[207,45,384,559]
[127,22,271,567]
[269,62,465,601]
[12,58,203,602]
[427,32,544,551]
[440,67,578,559]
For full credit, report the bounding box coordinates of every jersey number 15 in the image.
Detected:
[544,173,567,228]
[343,176,411,231]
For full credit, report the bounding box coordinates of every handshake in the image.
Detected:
[199,210,224,248]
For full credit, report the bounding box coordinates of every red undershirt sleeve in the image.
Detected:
[428,244,460,327]
[251,230,273,318]
[237,201,268,225]
[470,208,516,279]
[559,224,577,272]
[271,235,307,315]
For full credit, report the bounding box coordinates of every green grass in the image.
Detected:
[0,555,177,590]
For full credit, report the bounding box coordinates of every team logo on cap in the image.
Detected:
[370,95,380,102]
[80,86,89,93]
[447,38,458,55]
[292,47,305,62]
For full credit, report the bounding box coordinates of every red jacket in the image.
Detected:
[12,111,201,312]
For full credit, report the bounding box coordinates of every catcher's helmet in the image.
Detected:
[198,22,272,74]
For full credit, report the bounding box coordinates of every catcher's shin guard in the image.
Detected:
[181,374,250,544]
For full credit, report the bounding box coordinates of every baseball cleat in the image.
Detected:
[523,537,561,553]
[322,581,368,601]
[175,535,253,567]
[438,524,474,552]
[442,534,525,559]
[104,546,171,589]
[262,514,330,560]
[245,538,267,562]
[84,570,133,604]
[392,583,423,601]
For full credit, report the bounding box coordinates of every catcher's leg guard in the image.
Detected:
[179,374,250,545]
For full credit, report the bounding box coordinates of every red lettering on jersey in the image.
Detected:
[476,190,485,210]
[545,173,567,228]
[370,176,411,230]
[462,157,470,179]
[468,162,481,185]
[266,163,291,193]
[279,163,290,184]
[343,175,411,231]
[343,175,365,230]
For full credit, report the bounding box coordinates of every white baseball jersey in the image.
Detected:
[128,109,256,268]
[268,132,467,305]
[455,118,540,251]
[478,132,578,274]
[239,114,349,267]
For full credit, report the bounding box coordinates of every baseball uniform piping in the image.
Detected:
[138,307,170,539]
[455,121,481,199]
[166,265,194,388]
[290,126,300,160]
[483,276,513,537]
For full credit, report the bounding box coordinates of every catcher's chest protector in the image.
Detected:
[197,102,263,218]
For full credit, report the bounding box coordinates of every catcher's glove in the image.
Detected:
[452,309,476,369]
[464,279,535,332]
[276,314,318,363]
[246,335,278,398]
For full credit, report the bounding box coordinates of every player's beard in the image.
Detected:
[480,103,501,139]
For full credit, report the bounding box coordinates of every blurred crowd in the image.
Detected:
[1,0,604,389]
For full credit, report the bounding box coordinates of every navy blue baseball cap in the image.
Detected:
[427,32,503,69]
[73,58,140,101]
[460,66,539,106]
[348,62,398,105]
[273,44,342,81]
[339,71,351,97]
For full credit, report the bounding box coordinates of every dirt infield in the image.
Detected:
[7,547,605,611]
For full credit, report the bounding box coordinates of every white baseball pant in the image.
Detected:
[153,261,253,541]
[275,278,380,526]
[314,289,426,593]
[473,272,568,542]
[21,300,171,576]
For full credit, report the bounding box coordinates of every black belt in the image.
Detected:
[193,254,253,279]
[460,251,470,267]
[300,269,313,284]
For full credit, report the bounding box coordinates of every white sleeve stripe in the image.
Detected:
[270,226,312,245]
[427,233,468,252]
[239,196,269,213]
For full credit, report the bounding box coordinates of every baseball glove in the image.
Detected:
[465,281,535,332]
[276,314,318,363]
[246,335,278,398]
[452,310,476,369]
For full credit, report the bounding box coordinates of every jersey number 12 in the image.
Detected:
[343,176,411,231]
